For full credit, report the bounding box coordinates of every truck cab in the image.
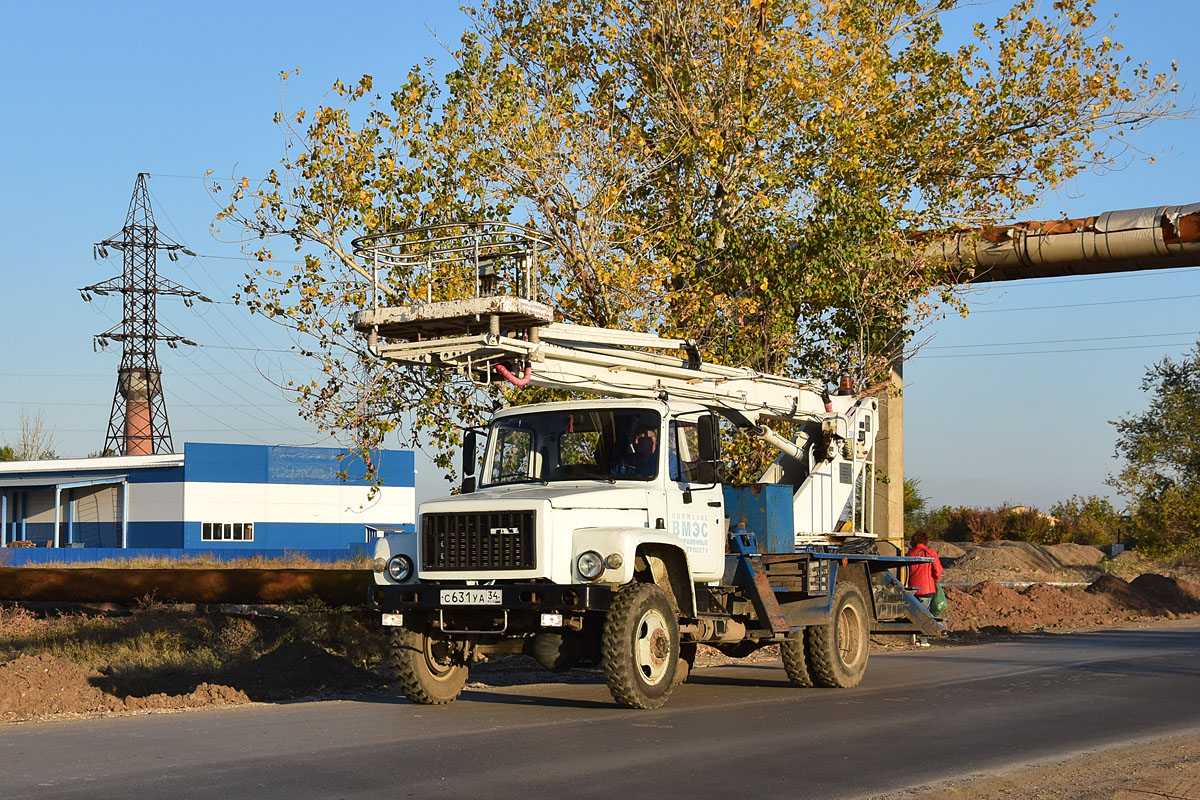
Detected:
[370,398,736,707]
[372,398,724,605]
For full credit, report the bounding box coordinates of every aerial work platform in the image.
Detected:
[355,296,554,342]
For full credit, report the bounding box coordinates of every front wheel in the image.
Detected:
[806,581,870,688]
[390,627,470,705]
[602,583,680,709]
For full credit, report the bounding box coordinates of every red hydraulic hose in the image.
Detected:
[496,363,533,386]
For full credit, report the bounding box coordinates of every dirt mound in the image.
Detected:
[1129,574,1200,613]
[945,571,1200,634]
[939,540,1114,585]
[996,541,1068,572]
[221,641,381,701]
[123,683,250,711]
[942,576,1163,633]
[944,544,1058,583]
[1045,543,1106,567]
[0,632,384,720]
[0,653,251,721]
[1085,573,1159,613]
[1019,582,1091,628]
[0,654,124,719]
[945,582,1038,632]
[930,541,967,559]
[0,640,379,720]
[967,580,1028,610]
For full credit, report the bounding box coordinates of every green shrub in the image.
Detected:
[1048,495,1122,546]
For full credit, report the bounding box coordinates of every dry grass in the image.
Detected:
[0,602,388,681]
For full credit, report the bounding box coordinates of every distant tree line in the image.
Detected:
[904,482,1125,549]
[905,340,1200,558]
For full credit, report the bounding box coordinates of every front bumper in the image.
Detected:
[368,582,613,613]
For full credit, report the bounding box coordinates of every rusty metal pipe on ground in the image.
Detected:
[0,567,369,606]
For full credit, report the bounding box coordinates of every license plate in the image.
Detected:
[440,588,503,605]
[381,613,404,627]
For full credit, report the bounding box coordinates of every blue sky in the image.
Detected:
[1,1,1196,511]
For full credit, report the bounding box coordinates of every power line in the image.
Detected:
[166,354,302,433]
[4,366,309,379]
[911,340,1196,360]
[164,313,297,405]
[197,343,304,354]
[923,330,1200,351]
[0,399,297,408]
[968,293,1200,314]
[143,193,315,409]
[973,265,1200,288]
[0,427,316,434]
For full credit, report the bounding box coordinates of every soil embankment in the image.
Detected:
[2,541,1198,722]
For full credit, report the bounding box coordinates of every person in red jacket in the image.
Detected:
[906,531,944,610]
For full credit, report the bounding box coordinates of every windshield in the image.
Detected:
[483,408,662,486]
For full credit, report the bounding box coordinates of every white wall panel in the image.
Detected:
[184,482,414,525]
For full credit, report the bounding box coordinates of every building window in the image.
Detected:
[201,522,254,542]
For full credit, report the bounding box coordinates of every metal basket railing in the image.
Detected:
[352,222,554,317]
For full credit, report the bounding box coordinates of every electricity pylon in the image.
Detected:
[80,173,210,456]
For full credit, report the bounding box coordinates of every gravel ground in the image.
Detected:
[888,730,1200,800]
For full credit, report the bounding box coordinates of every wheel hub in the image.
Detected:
[634,609,672,685]
[836,604,865,666]
[424,637,462,678]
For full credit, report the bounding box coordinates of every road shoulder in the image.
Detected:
[890,729,1200,800]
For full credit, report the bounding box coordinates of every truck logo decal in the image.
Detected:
[671,512,712,555]
[490,527,521,536]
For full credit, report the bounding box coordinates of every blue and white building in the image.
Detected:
[0,443,414,559]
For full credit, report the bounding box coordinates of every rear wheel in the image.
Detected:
[390,627,470,705]
[806,581,870,688]
[780,629,812,687]
[602,583,680,708]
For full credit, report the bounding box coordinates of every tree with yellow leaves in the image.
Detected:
[214,0,1181,483]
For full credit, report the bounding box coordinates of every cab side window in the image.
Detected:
[670,414,720,484]
[669,420,698,483]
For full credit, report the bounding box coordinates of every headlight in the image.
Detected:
[576,550,605,581]
[386,554,413,582]
[372,557,387,573]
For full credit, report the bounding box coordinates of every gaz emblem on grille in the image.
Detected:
[490,527,520,536]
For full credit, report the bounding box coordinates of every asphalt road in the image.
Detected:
[3,620,1199,800]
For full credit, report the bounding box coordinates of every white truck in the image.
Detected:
[353,223,942,709]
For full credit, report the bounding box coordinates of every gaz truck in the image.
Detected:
[353,223,943,709]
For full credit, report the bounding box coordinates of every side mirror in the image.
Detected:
[462,429,477,494]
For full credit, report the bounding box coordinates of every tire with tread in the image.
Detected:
[602,582,680,708]
[780,629,812,687]
[806,580,870,688]
[676,642,698,685]
[531,632,582,672]
[390,627,469,705]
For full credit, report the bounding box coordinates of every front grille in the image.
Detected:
[422,511,537,571]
